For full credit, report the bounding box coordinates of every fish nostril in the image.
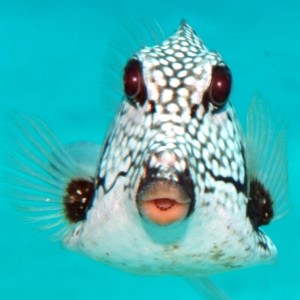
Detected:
[190,104,199,118]
[148,100,156,113]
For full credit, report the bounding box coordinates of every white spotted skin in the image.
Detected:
[64,22,277,276]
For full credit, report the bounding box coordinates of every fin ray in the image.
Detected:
[2,112,100,240]
[8,113,76,178]
[246,97,289,221]
[188,277,230,300]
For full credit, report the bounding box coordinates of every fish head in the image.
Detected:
[65,22,278,276]
[124,21,237,226]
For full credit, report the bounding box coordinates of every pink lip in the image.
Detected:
[153,198,176,211]
[137,180,191,225]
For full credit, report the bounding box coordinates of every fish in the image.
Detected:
[3,21,288,299]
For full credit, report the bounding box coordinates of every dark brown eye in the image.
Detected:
[204,65,232,108]
[123,59,147,106]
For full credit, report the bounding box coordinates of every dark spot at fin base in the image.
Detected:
[246,179,274,229]
[64,178,95,223]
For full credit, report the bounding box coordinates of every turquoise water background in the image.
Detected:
[1,0,299,299]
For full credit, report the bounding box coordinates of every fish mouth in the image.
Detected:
[136,170,195,226]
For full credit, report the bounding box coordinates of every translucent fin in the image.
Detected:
[188,277,230,300]
[100,17,165,120]
[246,97,289,221]
[1,112,100,240]
[64,141,101,177]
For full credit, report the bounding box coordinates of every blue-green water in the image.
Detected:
[1,1,299,299]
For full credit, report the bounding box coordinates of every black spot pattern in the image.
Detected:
[246,179,274,229]
[64,179,95,223]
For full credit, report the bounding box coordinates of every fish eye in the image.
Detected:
[204,65,232,108]
[123,59,147,107]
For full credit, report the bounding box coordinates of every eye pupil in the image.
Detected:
[123,59,147,106]
[205,65,232,108]
[124,68,139,96]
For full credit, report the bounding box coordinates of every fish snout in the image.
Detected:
[136,151,195,225]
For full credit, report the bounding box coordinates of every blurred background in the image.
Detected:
[0,0,299,299]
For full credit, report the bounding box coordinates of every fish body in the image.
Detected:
[5,21,288,279]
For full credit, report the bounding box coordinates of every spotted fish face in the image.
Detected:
[64,22,277,276]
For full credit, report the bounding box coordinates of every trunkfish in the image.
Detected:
[4,21,288,299]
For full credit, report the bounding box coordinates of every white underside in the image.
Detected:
[64,176,277,276]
